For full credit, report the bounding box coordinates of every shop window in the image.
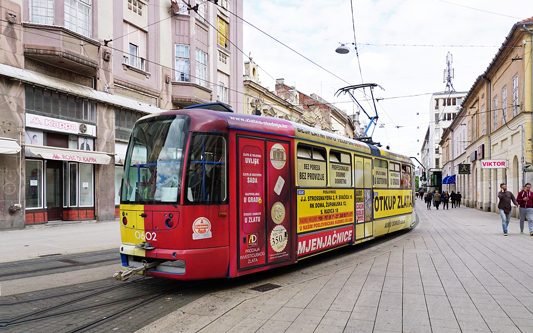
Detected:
[69,163,78,206]
[26,160,43,208]
[25,85,96,124]
[79,164,94,206]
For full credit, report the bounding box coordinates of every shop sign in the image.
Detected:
[26,114,96,137]
[297,225,353,257]
[477,144,484,160]
[481,159,507,169]
[458,164,470,174]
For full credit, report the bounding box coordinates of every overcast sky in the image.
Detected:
[242,0,530,157]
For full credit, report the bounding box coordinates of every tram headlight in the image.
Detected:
[122,216,128,226]
[165,218,174,228]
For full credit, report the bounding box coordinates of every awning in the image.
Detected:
[26,144,111,164]
[0,137,21,154]
[0,63,165,114]
[448,175,456,184]
[441,176,449,184]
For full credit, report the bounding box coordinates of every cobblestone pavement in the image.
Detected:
[138,204,533,333]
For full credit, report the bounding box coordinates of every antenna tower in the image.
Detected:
[443,52,455,93]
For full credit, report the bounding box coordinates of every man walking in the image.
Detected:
[442,191,450,210]
[450,191,457,208]
[456,191,462,207]
[433,190,441,210]
[517,183,533,235]
[498,183,518,236]
[425,191,433,210]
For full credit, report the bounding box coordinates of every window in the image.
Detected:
[196,1,207,22]
[115,108,145,140]
[297,145,327,187]
[435,158,440,168]
[502,87,507,123]
[65,0,91,38]
[493,97,498,130]
[481,106,486,135]
[219,82,228,103]
[374,159,388,187]
[26,160,43,208]
[196,49,208,87]
[329,151,351,187]
[175,45,190,82]
[452,98,456,106]
[31,0,54,25]
[219,51,228,64]
[115,166,124,205]
[472,113,476,140]
[434,113,439,123]
[127,0,143,16]
[401,165,412,188]
[457,97,462,105]
[186,134,227,204]
[217,16,228,48]
[513,75,519,116]
[389,162,400,188]
[125,43,145,70]
[25,85,96,124]
[435,99,439,110]
[69,163,78,206]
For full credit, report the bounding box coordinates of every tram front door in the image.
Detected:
[237,136,292,271]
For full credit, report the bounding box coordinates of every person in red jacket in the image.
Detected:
[517,183,533,235]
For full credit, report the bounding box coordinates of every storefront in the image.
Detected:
[24,113,111,223]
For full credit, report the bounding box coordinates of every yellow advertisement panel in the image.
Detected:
[297,189,354,232]
[373,189,413,219]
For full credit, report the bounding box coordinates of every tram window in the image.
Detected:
[389,162,400,188]
[297,144,327,187]
[401,164,412,188]
[355,158,363,188]
[374,159,388,188]
[329,151,351,187]
[185,134,227,204]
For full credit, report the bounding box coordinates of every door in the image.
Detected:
[354,156,373,241]
[46,160,63,221]
[237,137,291,271]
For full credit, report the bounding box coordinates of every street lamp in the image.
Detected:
[335,43,354,54]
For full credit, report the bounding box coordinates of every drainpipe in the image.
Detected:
[481,75,491,211]
[523,24,533,176]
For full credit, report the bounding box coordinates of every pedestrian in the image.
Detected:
[517,183,533,235]
[456,191,462,207]
[497,183,518,236]
[450,191,456,208]
[433,190,441,210]
[442,191,450,210]
[424,191,433,210]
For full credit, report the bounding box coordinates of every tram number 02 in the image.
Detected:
[134,231,157,241]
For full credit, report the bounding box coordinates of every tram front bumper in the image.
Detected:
[119,244,230,280]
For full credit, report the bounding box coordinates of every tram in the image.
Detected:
[115,105,416,281]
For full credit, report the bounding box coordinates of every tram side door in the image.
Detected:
[354,156,373,241]
[237,136,292,271]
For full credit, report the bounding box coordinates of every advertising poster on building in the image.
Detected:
[373,189,413,219]
[297,189,354,232]
[239,141,266,269]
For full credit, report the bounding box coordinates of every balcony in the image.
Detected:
[23,23,100,77]
[171,81,212,109]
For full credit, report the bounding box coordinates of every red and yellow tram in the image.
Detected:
[117,106,416,280]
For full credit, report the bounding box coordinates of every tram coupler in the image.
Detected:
[113,260,165,281]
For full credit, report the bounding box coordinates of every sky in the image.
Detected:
[242,0,530,157]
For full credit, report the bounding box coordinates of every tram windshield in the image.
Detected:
[121,115,190,204]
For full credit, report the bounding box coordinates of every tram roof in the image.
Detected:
[142,108,412,165]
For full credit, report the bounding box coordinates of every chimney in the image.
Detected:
[276,78,285,86]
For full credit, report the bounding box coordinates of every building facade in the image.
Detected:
[0,0,243,230]
[438,17,533,214]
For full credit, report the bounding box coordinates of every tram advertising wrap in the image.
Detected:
[297,189,354,232]
[373,189,413,219]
